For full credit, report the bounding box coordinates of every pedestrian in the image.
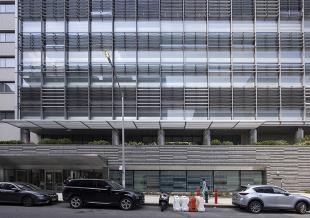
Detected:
[201,178,209,203]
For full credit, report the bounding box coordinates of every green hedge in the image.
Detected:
[211,139,234,145]
[39,138,72,144]
[88,139,110,145]
[166,141,192,145]
[0,140,23,144]
[295,135,310,145]
[256,140,289,145]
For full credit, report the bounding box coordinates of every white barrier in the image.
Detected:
[180,196,189,212]
[196,196,205,212]
[173,195,181,211]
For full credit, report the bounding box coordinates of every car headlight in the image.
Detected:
[35,194,47,198]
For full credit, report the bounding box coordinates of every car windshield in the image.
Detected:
[17,184,40,191]
[107,181,123,190]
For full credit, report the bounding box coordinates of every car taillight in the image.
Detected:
[239,192,249,195]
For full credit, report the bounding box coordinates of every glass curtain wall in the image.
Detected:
[17,0,309,121]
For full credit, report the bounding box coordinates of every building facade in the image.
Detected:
[1,0,310,192]
[0,0,20,140]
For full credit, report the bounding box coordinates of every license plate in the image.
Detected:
[52,198,57,201]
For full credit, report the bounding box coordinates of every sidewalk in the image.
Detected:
[56,193,310,208]
[144,195,232,208]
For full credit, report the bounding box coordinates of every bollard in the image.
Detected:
[214,189,218,204]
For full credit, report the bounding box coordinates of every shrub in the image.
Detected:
[222,141,234,145]
[211,139,221,145]
[256,140,289,145]
[304,189,310,194]
[88,139,110,145]
[39,138,72,144]
[0,140,23,144]
[296,135,310,146]
[127,141,144,146]
[166,141,192,145]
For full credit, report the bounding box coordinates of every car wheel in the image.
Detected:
[70,196,83,209]
[120,197,133,210]
[248,200,263,214]
[296,202,307,214]
[22,196,33,207]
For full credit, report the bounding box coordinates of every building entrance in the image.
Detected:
[45,171,63,192]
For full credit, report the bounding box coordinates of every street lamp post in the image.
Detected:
[104,50,126,188]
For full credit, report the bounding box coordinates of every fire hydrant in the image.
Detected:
[214,189,219,204]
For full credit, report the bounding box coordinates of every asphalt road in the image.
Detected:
[0,203,308,218]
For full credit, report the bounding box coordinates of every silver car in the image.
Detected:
[232,185,310,214]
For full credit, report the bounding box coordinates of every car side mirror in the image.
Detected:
[106,186,112,191]
[284,192,290,196]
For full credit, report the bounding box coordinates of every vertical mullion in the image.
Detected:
[64,0,68,119]
[159,0,162,120]
[182,0,185,120]
[206,0,209,120]
[254,0,258,120]
[112,0,115,119]
[135,0,138,120]
[302,0,306,121]
[40,0,45,119]
[278,0,282,121]
[231,0,234,120]
[88,0,91,120]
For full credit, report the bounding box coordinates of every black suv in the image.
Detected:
[62,179,144,210]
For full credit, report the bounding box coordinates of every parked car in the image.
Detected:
[232,185,310,214]
[0,182,58,207]
[62,179,144,210]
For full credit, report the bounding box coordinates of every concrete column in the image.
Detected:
[21,129,30,144]
[157,129,165,146]
[112,129,120,146]
[203,129,211,145]
[295,128,304,143]
[0,169,4,182]
[249,129,257,145]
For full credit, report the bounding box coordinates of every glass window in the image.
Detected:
[23,21,41,32]
[257,48,278,63]
[161,51,183,63]
[257,72,279,87]
[114,21,136,32]
[209,66,231,87]
[210,108,231,120]
[280,20,301,32]
[0,111,14,119]
[68,21,88,32]
[138,51,160,63]
[162,108,184,120]
[0,82,15,93]
[46,51,64,66]
[68,51,88,64]
[114,51,136,63]
[109,171,134,190]
[273,187,287,194]
[208,48,230,63]
[282,108,303,121]
[0,58,15,68]
[162,72,183,88]
[161,21,183,32]
[0,4,15,13]
[91,51,109,64]
[208,19,230,32]
[233,72,254,87]
[184,51,207,63]
[257,108,279,120]
[160,171,186,192]
[137,21,160,32]
[92,20,112,32]
[281,72,302,87]
[46,21,64,32]
[185,72,208,88]
[232,20,254,32]
[214,171,240,192]
[233,108,255,120]
[187,171,213,192]
[134,171,160,192]
[241,171,263,186]
[256,20,278,32]
[0,33,15,42]
[23,51,41,66]
[184,21,206,32]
